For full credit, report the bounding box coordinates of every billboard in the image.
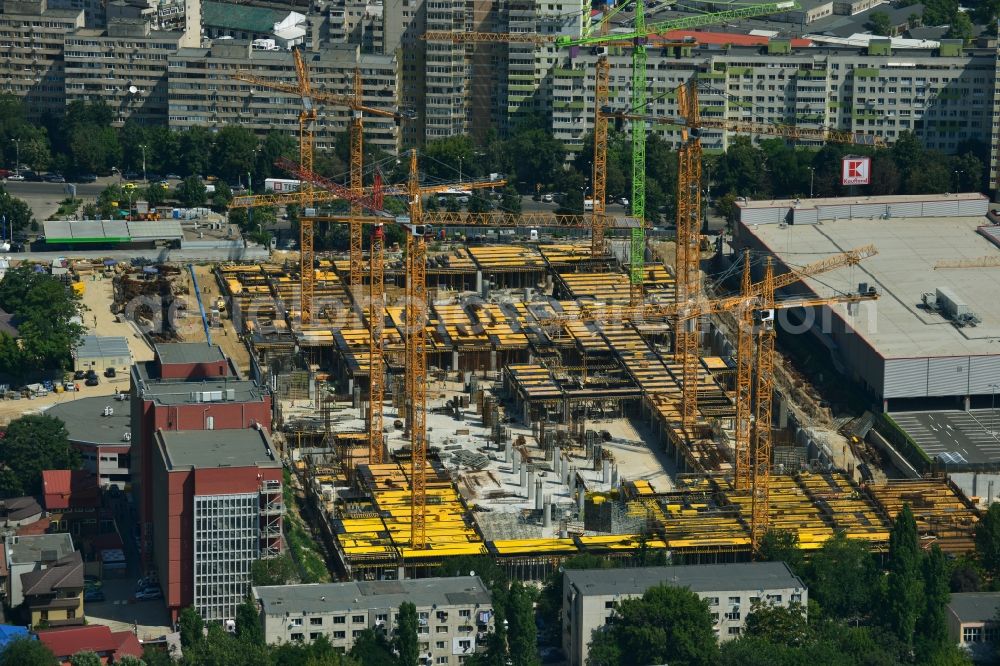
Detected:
[842,157,871,186]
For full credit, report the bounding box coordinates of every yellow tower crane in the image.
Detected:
[233,50,412,321]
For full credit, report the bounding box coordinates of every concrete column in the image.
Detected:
[505,441,512,463]
[553,446,561,474]
[543,496,552,528]
[513,450,521,475]
[490,350,498,372]
[577,488,585,515]
[523,402,530,425]
[452,350,460,372]
[602,459,611,484]
[534,480,543,510]
[527,469,535,502]
[778,398,789,429]
[520,464,528,491]
[475,270,483,295]
[965,395,971,411]
[568,467,576,493]
[611,465,619,489]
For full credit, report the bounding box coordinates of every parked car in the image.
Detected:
[165,173,182,181]
[43,173,65,183]
[5,174,24,181]
[85,377,99,387]
[63,382,76,392]
[75,174,98,183]
[541,193,553,203]
[84,589,105,603]
[85,369,98,380]
[104,367,116,378]
[135,588,162,601]
[73,370,86,380]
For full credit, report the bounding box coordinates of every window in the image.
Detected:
[376,614,388,623]
[334,616,346,624]
[291,618,303,627]
[333,631,345,639]
[706,597,719,606]
[767,594,783,603]
[436,658,449,664]
[459,609,471,618]
[791,594,802,603]
[458,639,471,650]
[728,597,741,605]
[352,615,365,623]
[352,630,364,638]
[436,626,448,633]
[436,641,447,649]
[728,626,741,635]
[309,632,321,640]
[291,633,303,641]
[725,611,741,621]
[605,601,614,609]
[310,618,323,626]
[963,626,983,643]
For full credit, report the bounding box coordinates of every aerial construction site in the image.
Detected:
[187,52,984,582]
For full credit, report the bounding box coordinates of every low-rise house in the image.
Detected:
[21,551,84,628]
[36,625,143,665]
[4,534,75,607]
[948,592,1000,662]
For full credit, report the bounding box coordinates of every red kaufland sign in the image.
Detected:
[842,157,871,186]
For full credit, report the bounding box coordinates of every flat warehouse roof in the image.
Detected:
[743,217,1000,359]
[74,335,130,360]
[43,220,183,243]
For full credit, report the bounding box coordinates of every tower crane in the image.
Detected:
[557,0,800,304]
[233,50,413,320]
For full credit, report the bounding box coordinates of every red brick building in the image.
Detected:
[151,427,282,623]
[129,343,272,563]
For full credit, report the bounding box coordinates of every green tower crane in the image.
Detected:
[557,0,799,303]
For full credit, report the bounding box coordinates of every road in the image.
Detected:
[3,177,120,224]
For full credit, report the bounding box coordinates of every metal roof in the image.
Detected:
[158,428,278,470]
[74,335,131,360]
[43,220,182,243]
[743,213,1000,359]
[948,592,1000,624]
[202,0,291,33]
[254,576,492,616]
[564,562,805,596]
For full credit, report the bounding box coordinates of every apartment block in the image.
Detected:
[562,562,807,666]
[0,0,84,120]
[254,577,494,665]
[166,40,401,153]
[152,427,282,622]
[553,38,995,156]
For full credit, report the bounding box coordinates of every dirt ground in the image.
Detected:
[172,264,251,373]
[76,272,155,364]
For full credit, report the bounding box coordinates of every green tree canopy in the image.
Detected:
[347,628,396,666]
[743,601,810,647]
[0,186,34,235]
[0,638,58,666]
[587,584,719,666]
[0,414,80,498]
[977,502,1000,579]
[867,10,892,35]
[395,601,419,666]
[68,652,101,666]
[251,554,297,587]
[211,126,259,183]
[178,606,205,649]
[885,504,924,649]
[807,531,880,621]
[177,177,208,208]
[235,593,264,646]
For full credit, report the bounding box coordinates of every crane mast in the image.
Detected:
[750,259,777,549]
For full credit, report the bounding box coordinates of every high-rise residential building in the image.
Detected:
[0,0,84,120]
[152,427,282,622]
[61,0,200,126]
[552,37,995,156]
[166,40,401,153]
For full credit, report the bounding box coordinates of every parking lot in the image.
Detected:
[891,409,1000,464]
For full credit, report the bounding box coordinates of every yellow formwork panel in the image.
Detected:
[492,539,579,555]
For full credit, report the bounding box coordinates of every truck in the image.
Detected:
[264,178,301,193]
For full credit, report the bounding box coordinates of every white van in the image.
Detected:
[584,199,594,211]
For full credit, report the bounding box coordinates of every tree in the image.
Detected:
[69,125,119,175]
[757,529,803,574]
[177,176,207,208]
[868,10,893,35]
[499,185,521,214]
[587,584,719,666]
[178,606,205,649]
[716,136,769,198]
[251,554,297,586]
[807,532,879,621]
[0,266,85,374]
[885,504,924,649]
[923,0,958,25]
[142,183,168,207]
[235,593,264,646]
[69,652,101,666]
[181,623,269,666]
[743,601,811,647]
[0,638,58,666]
[0,415,79,497]
[211,181,233,212]
[976,503,1000,580]
[347,628,396,666]
[423,136,475,180]
[177,127,214,178]
[395,601,419,666]
[945,11,973,42]
[116,657,146,666]
[211,126,259,183]
[0,186,34,234]
[507,581,538,666]
[917,545,952,658]
[949,559,982,592]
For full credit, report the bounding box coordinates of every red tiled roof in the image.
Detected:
[37,625,142,664]
[660,30,813,47]
[42,471,100,511]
